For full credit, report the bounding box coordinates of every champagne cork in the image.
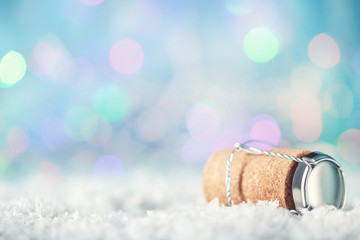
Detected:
[203,148,311,209]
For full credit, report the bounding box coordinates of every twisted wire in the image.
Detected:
[225,150,236,206]
[250,149,305,163]
[225,141,309,207]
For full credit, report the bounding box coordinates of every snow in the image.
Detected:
[0,169,359,240]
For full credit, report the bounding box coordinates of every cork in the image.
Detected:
[203,148,311,209]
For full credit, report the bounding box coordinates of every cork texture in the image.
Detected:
[202,148,311,209]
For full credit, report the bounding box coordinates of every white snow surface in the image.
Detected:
[0,168,359,240]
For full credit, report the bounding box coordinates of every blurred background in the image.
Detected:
[0,0,359,191]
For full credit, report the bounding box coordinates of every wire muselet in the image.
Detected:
[225,140,346,211]
[234,141,315,165]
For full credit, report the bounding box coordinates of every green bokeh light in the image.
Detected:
[0,50,27,87]
[243,27,280,63]
[94,86,129,122]
[65,106,99,141]
[0,81,13,88]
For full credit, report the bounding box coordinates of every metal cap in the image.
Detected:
[292,151,346,210]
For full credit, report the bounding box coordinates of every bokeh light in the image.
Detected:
[94,155,123,182]
[0,51,27,87]
[94,86,129,122]
[28,36,72,82]
[109,39,144,74]
[0,1,359,181]
[323,84,353,118]
[65,106,99,141]
[6,127,30,156]
[291,95,322,142]
[243,27,280,63]
[308,33,340,68]
[249,114,281,149]
[186,104,220,142]
[30,42,62,75]
[129,1,162,33]
[62,0,99,24]
[79,0,104,6]
[0,81,13,88]
[338,129,360,163]
[289,65,323,142]
[231,1,279,26]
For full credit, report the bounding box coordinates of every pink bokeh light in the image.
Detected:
[79,0,104,6]
[308,33,340,68]
[29,42,60,75]
[6,127,30,156]
[109,39,144,74]
[28,37,72,82]
[249,114,281,149]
